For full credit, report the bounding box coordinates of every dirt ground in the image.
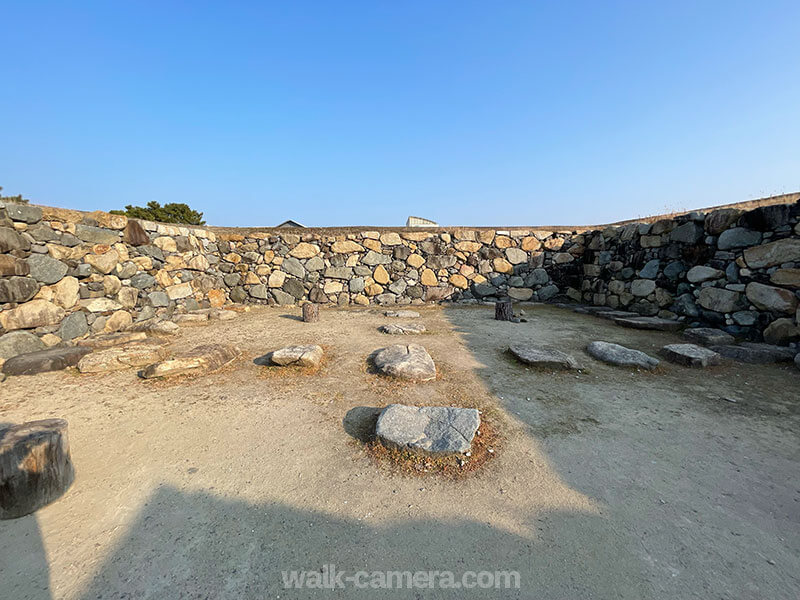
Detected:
[1,304,798,599]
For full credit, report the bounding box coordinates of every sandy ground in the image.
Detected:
[0,304,798,599]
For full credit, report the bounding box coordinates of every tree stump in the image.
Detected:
[495,300,513,321]
[302,303,320,323]
[0,419,74,519]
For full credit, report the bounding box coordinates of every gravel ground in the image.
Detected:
[0,304,798,599]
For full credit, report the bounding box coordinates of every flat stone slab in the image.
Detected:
[373,344,436,381]
[683,328,735,347]
[508,344,579,370]
[586,341,659,370]
[128,319,180,336]
[660,344,722,368]
[613,316,683,332]
[76,331,147,349]
[384,310,420,318]
[379,323,426,335]
[375,404,480,454]
[2,346,91,376]
[597,310,639,320]
[140,344,240,378]
[77,340,169,374]
[270,345,323,367]
[174,313,209,323]
[711,343,795,364]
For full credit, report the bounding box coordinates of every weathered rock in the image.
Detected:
[0,227,31,253]
[0,331,46,360]
[704,208,742,235]
[682,328,734,346]
[58,312,88,341]
[269,344,323,367]
[4,202,42,223]
[77,340,168,373]
[0,418,74,519]
[711,343,795,364]
[670,222,703,244]
[76,331,147,349]
[660,344,722,367]
[74,224,119,245]
[127,319,180,336]
[0,255,30,276]
[375,404,480,454]
[630,279,656,297]
[613,316,682,332]
[379,323,426,335]
[0,276,39,303]
[508,344,579,370]
[140,344,240,378]
[166,282,193,300]
[717,228,760,250]
[686,266,724,283]
[698,287,740,313]
[79,297,123,312]
[638,259,660,279]
[745,282,798,314]
[770,268,800,288]
[282,278,306,299]
[373,344,436,381]
[123,220,149,245]
[2,346,91,375]
[148,291,170,307]
[0,300,64,331]
[385,310,420,318]
[84,250,120,275]
[743,238,800,269]
[762,318,800,346]
[586,341,659,370]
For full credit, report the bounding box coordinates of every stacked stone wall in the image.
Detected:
[1,197,799,360]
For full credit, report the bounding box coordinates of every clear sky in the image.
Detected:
[2,1,799,227]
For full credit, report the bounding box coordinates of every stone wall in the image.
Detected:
[1,197,799,360]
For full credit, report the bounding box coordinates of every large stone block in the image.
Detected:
[743,238,800,269]
[698,287,741,313]
[376,404,480,454]
[745,282,798,314]
[0,277,39,304]
[0,299,64,331]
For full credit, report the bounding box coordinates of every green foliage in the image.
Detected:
[0,186,30,204]
[110,201,206,225]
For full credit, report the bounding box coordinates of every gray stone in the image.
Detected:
[26,254,68,284]
[373,344,436,381]
[130,273,155,289]
[0,331,46,360]
[74,224,119,244]
[686,265,724,283]
[745,282,798,314]
[698,287,740,313]
[586,341,659,370]
[270,345,323,367]
[704,208,742,235]
[508,344,579,370]
[638,259,660,279]
[527,268,549,286]
[631,279,656,297]
[148,291,170,307]
[282,278,306,299]
[305,256,324,271]
[717,227,761,250]
[26,223,59,242]
[663,261,685,280]
[682,328,734,346]
[732,311,757,326]
[795,353,800,371]
[743,238,800,269]
[4,203,42,223]
[0,227,32,253]
[0,277,40,303]
[670,222,703,244]
[349,277,365,293]
[712,343,795,364]
[249,284,268,299]
[281,257,305,278]
[379,323,426,335]
[613,316,683,332]
[271,289,296,305]
[660,344,722,367]
[385,310,420,318]
[376,404,480,454]
[2,346,91,376]
[472,283,498,298]
[58,312,89,341]
[538,284,559,301]
[362,250,392,266]
[223,273,241,287]
[229,287,247,302]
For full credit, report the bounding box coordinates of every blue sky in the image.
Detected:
[2,1,798,227]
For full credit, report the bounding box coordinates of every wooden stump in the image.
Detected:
[302,303,320,323]
[0,419,74,519]
[495,300,513,321]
